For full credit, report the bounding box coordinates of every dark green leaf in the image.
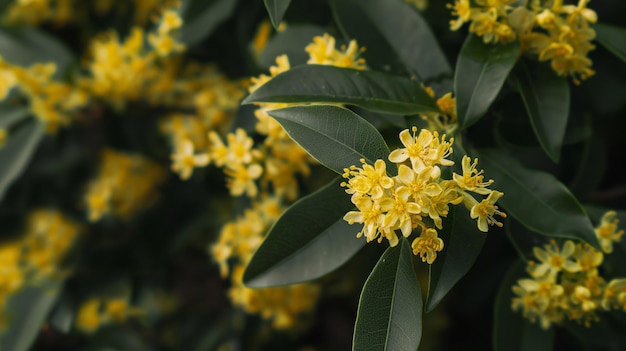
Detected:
[493,260,554,351]
[425,206,486,312]
[244,65,439,115]
[353,237,422,351]
[329,0,451,86]
[263,0,291,29]
[0,284,63,351]
[244,178,363,287]
[268,105,392,174]
[257,24,326,69]
[0,27,74,76]
[0,105,29,129]
[0,119,44,202]
[476,148,599,248]
[179,0,238,46]
[455,35,520,129]
[594,22,626,64]
[512,59,570,162]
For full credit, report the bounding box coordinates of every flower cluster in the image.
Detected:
[342,127,506,264]
[0,58,89,133]
[448,0,597,83]
[210,198,321,329]
[512,212,626,329]
[79,6,185,110]
[419,87,459,134]
[84,149,166,222]
[0,210,82,324]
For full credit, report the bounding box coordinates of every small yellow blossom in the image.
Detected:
[411,228,444,264]
[252,20,273,58]
[594,211,624,254]
[528,240,581,278]
[76,298,102,333]
[469,190,506,232]
[453,156,493,195]
[171,139,210,180]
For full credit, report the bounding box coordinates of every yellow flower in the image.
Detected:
[512,277,564,329]
[342,159,394,200]
[594,211,624,254]
[529,240,581,278]
[380,187,422,238]
[344,196,385,243]
[388,127,454,174]
[158,9,183,35]
[453,156,493,195]
[396,164,442,206]
[251,20,272,58]
[224,163,263,197]
[469,190,506,232]
[411,228,444,264]
[171,139,210,180]
[76,298,102,333]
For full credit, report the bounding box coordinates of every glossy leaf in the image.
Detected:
[425,206,486,312]
[353,237,422,351]
[455,35,520,129]
[0,119,44,202]
[0,27,74,76]
[493,260,554,351]
[179,0,238,46]
[594,22,626,64]
[512,59,570,162]
[268,105,393,174]
[476,148,599,248]
[329,0,451,85]
[244,178,363,287]
[0,284,63,351]
[263,0,291,29]
[243,65,440,115]
[257,24,326,69]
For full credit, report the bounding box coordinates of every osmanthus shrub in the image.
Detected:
[1,0,626,350]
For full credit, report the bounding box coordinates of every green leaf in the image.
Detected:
[512,59,570,162]
[329,0,451,86]
[0,27,74,76]
[353,237,422,351]
[263,0,291,29]
[179,0,238,46]
[594,22,626,64]
[243,178,363,287]
[257,24,326,69]
[0,119,44,202]
[425,206,486,312]
[455,35,520,129]
[0,105,30,129]
[476,148,599,248]
[267,105,392,174]
[493,260,555,351]
[0,284,63,351]
[244,65,439,115]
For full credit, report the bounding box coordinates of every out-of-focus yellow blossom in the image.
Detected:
[210,198,321,329]
[76,297,143,333]
[305,33,367,70]
[342,127,505,261]
[170,138,210,180]
[0,129,7,147]
[84,149,165,222]
[513,214,626,329]
[3,0,73,26]
[594,211,624,254]
[80,4,186,109]
[251,20,273,58]
[448,0,598,83]
[1,210,82,325]
[0,243,25,310]
[0,58,89,133]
